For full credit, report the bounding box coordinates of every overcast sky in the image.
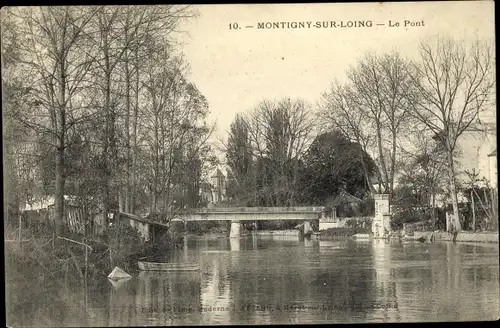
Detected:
[177,1,495,144]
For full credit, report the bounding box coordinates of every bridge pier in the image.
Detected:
[230,220,241,238]
[230,237,240,251]
[183,235,188,260]
[304,221,312,235]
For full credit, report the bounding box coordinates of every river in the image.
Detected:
[6,235,500,325]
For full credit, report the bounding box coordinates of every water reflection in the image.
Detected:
[229,237,240,252]
[6,237,499,326]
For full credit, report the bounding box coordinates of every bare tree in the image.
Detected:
[115,5,196,213]
[11,7,97,235]
[345,52,416,197]
[253,98,315,163]
[140,46,212,215]
[88,6,133,225]
[321,52,416,198]
[408,36,495,232]
[226,98,315,206]
[397,132,448,227]
[320,82,376,193]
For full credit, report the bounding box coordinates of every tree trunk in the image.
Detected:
[102,70,111,226]
[131,47,140,214]
[471,190,476,232]
[376,121,389,193]
[124,35,131,214]
[55,57,67,236]
[55,145,65,236]
[118,193,124,212]
[389,130,397,197]
[492,188,498,230]
[102,21,112,226]
[150,187,156,214]
[447,150,462,232]
[431,185,436,229]
[359,148,374,194]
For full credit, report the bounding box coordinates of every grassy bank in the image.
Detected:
[5,221,185,285]
[320,227,371,238]
[404,231,498,243]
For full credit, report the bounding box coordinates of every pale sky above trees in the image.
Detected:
[177,2,495,140]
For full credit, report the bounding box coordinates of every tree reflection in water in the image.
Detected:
[6,236,499,326]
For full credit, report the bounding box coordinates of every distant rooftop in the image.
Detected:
[210,167,225,178]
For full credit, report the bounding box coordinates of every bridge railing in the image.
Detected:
[177,206,324,214]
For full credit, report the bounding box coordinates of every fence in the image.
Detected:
[20,206,106,236]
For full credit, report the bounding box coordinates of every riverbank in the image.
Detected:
[186,229,301,237]
[4,221,185,284]
[403,231,498,243]
[250,229,299,236]
[319,227,371,238]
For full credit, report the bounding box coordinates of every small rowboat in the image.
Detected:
[138,261,200,272]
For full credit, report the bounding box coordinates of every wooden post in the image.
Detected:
[84,245,88,277]
[83,205,88,289]
[490,187,497,229]
[84,249,88,321]
[18,212,22,242]
[471,190,476,232]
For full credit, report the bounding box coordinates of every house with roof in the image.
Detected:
[328,189,365,217]
[319,189,372,230]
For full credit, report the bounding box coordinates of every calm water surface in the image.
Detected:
[7,236,500,325]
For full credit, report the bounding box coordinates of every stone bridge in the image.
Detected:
[173,207,323,237]
[115,207,323,239]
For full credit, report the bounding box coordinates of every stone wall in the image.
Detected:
[319,216,372,231]
[252,230,300,236]
[319,222,343,230]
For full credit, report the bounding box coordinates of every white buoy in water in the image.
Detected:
[107,267,132,281]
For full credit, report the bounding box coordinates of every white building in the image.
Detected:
[21,194,78,211]
[455,122,496,185]
[487,149,497,189]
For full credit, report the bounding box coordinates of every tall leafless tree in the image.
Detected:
[408,36,495,232]
[320,82,376,193]
[321,52,416,198]
[224,98,316,206]
[346,52,416,197]
[10,7,97,235]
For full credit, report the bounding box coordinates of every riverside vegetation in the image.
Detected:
[2,7,497,318]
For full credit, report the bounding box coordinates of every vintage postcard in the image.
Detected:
[3,1,498,326]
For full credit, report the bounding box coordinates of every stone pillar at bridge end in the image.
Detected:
[230,220,241,238]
